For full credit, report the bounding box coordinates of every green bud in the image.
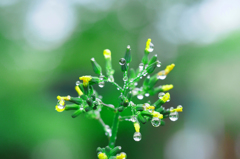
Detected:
[72,109,84,118]
[65,104,80,110]
[86,98,93,107]
[84,107,91,112]
[146,61,157,74]
[124,45,132,63]
[80,95,88,100]
[135,106,144,111]
[137,114,147,124]
[141,110,153,117]
[129,68,136,79]
[89,77,100,86]
[123,99,129,107]
[148,54,157,65]
[154,99,164,109]
[148,74,158,88]
[91,94,96,101]
[96,147,102,153]
[143,76,150,91]
[119,58,128,72]
[110,146,121,156]
[69,97,83,105]
[91,58,102,75]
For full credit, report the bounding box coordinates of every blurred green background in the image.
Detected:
[1,0,240,158]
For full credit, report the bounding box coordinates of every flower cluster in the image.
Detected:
[55,39,183,159]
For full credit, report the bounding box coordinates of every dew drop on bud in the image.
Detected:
[169,111,178,121]
[148,42,154,52]
[137,94,144,100]
[119,58,126,65]
[157,60,161,67]
[133,132,142,141]
[99,82,104,88]
[151,117,161,127]
[158,92,165,99]
[139,63,144,71]
[157,71,166,80]
[145,93,149,97]
[104,125,112,137]
[76,81,81,86]
[123,76,128,81]
[134,82,138,86]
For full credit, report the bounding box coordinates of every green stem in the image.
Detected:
[109,112,120,149]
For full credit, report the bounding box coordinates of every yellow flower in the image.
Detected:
[116,152,126,159]
[98,152,108,159]
[75,86,83,96]
[164,64,175,75]
[55,99,66,112]
[57,95,71,101]
[170,105,183,113]
[79,76,92,86]
[162,84,173,91]
[134,122,140,132]
[103,49,111,59]
[152,111,163,119]
[161,92,170,103]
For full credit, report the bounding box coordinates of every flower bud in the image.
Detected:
[91,58,102,75]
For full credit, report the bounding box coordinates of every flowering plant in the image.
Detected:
[55,39,183,159]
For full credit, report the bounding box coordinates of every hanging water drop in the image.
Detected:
[137,94,144,100]
[117,87,120,90]
[134,82,138,86]
[145,93,149,97]
[169,111,178,121]
[133,132,142,141]
[108,75,114,82]
[158,92,165,99]
[157,71,166,80]
[157,61,161,67]
[139,63,144,71]
[99,75,105,88]
[119,58,126,65]
[151,117,161,127]
[123,76,128,81]
[76,81,81,86]
[147,42,154,52]
[142,70,148,76]
[104,125,112,137]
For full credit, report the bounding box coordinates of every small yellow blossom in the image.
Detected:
[152,111,163,119]
[164,64,175,75]
[116,152,126,159]
[170,105,183,113]
[103,49,111,59]
[98,152,108,159]
[57,95,71,101]
[145,105,155,110]
[55,99,66,112]
[145,38,152,52]
[79,76,92,86]
[75,86,83,96]
[162,84,173,91]
[161,92,170,103]
[134,122,140,132]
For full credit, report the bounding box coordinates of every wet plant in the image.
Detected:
[55,39,183,159]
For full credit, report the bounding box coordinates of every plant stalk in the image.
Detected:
[109,111,120,149]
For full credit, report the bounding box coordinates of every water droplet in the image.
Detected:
[76,81,81,86]
[147,75,150,79]
[144,64,148,69]
[133,132,142,141]
[139,63,144,71]
[169,111,178,121]
[151,117,161,127]
[145,93,149,97]
[119,58,126,65]
[98,95,103,99]
[134,82,138,86]
[157,71,166,80]
[148,42,154,52]
[99,81,104,88]
[137,94,144,100]
[57,99,65,109]
[158,92,165,99]
[143,70,147,76]
[123,76,128,81]
[108,75,114,82]
[104,125,112,137]
[117,88,120,90]
[140,76,142,79]
[157,61,161,67]
[131,116,137,122]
